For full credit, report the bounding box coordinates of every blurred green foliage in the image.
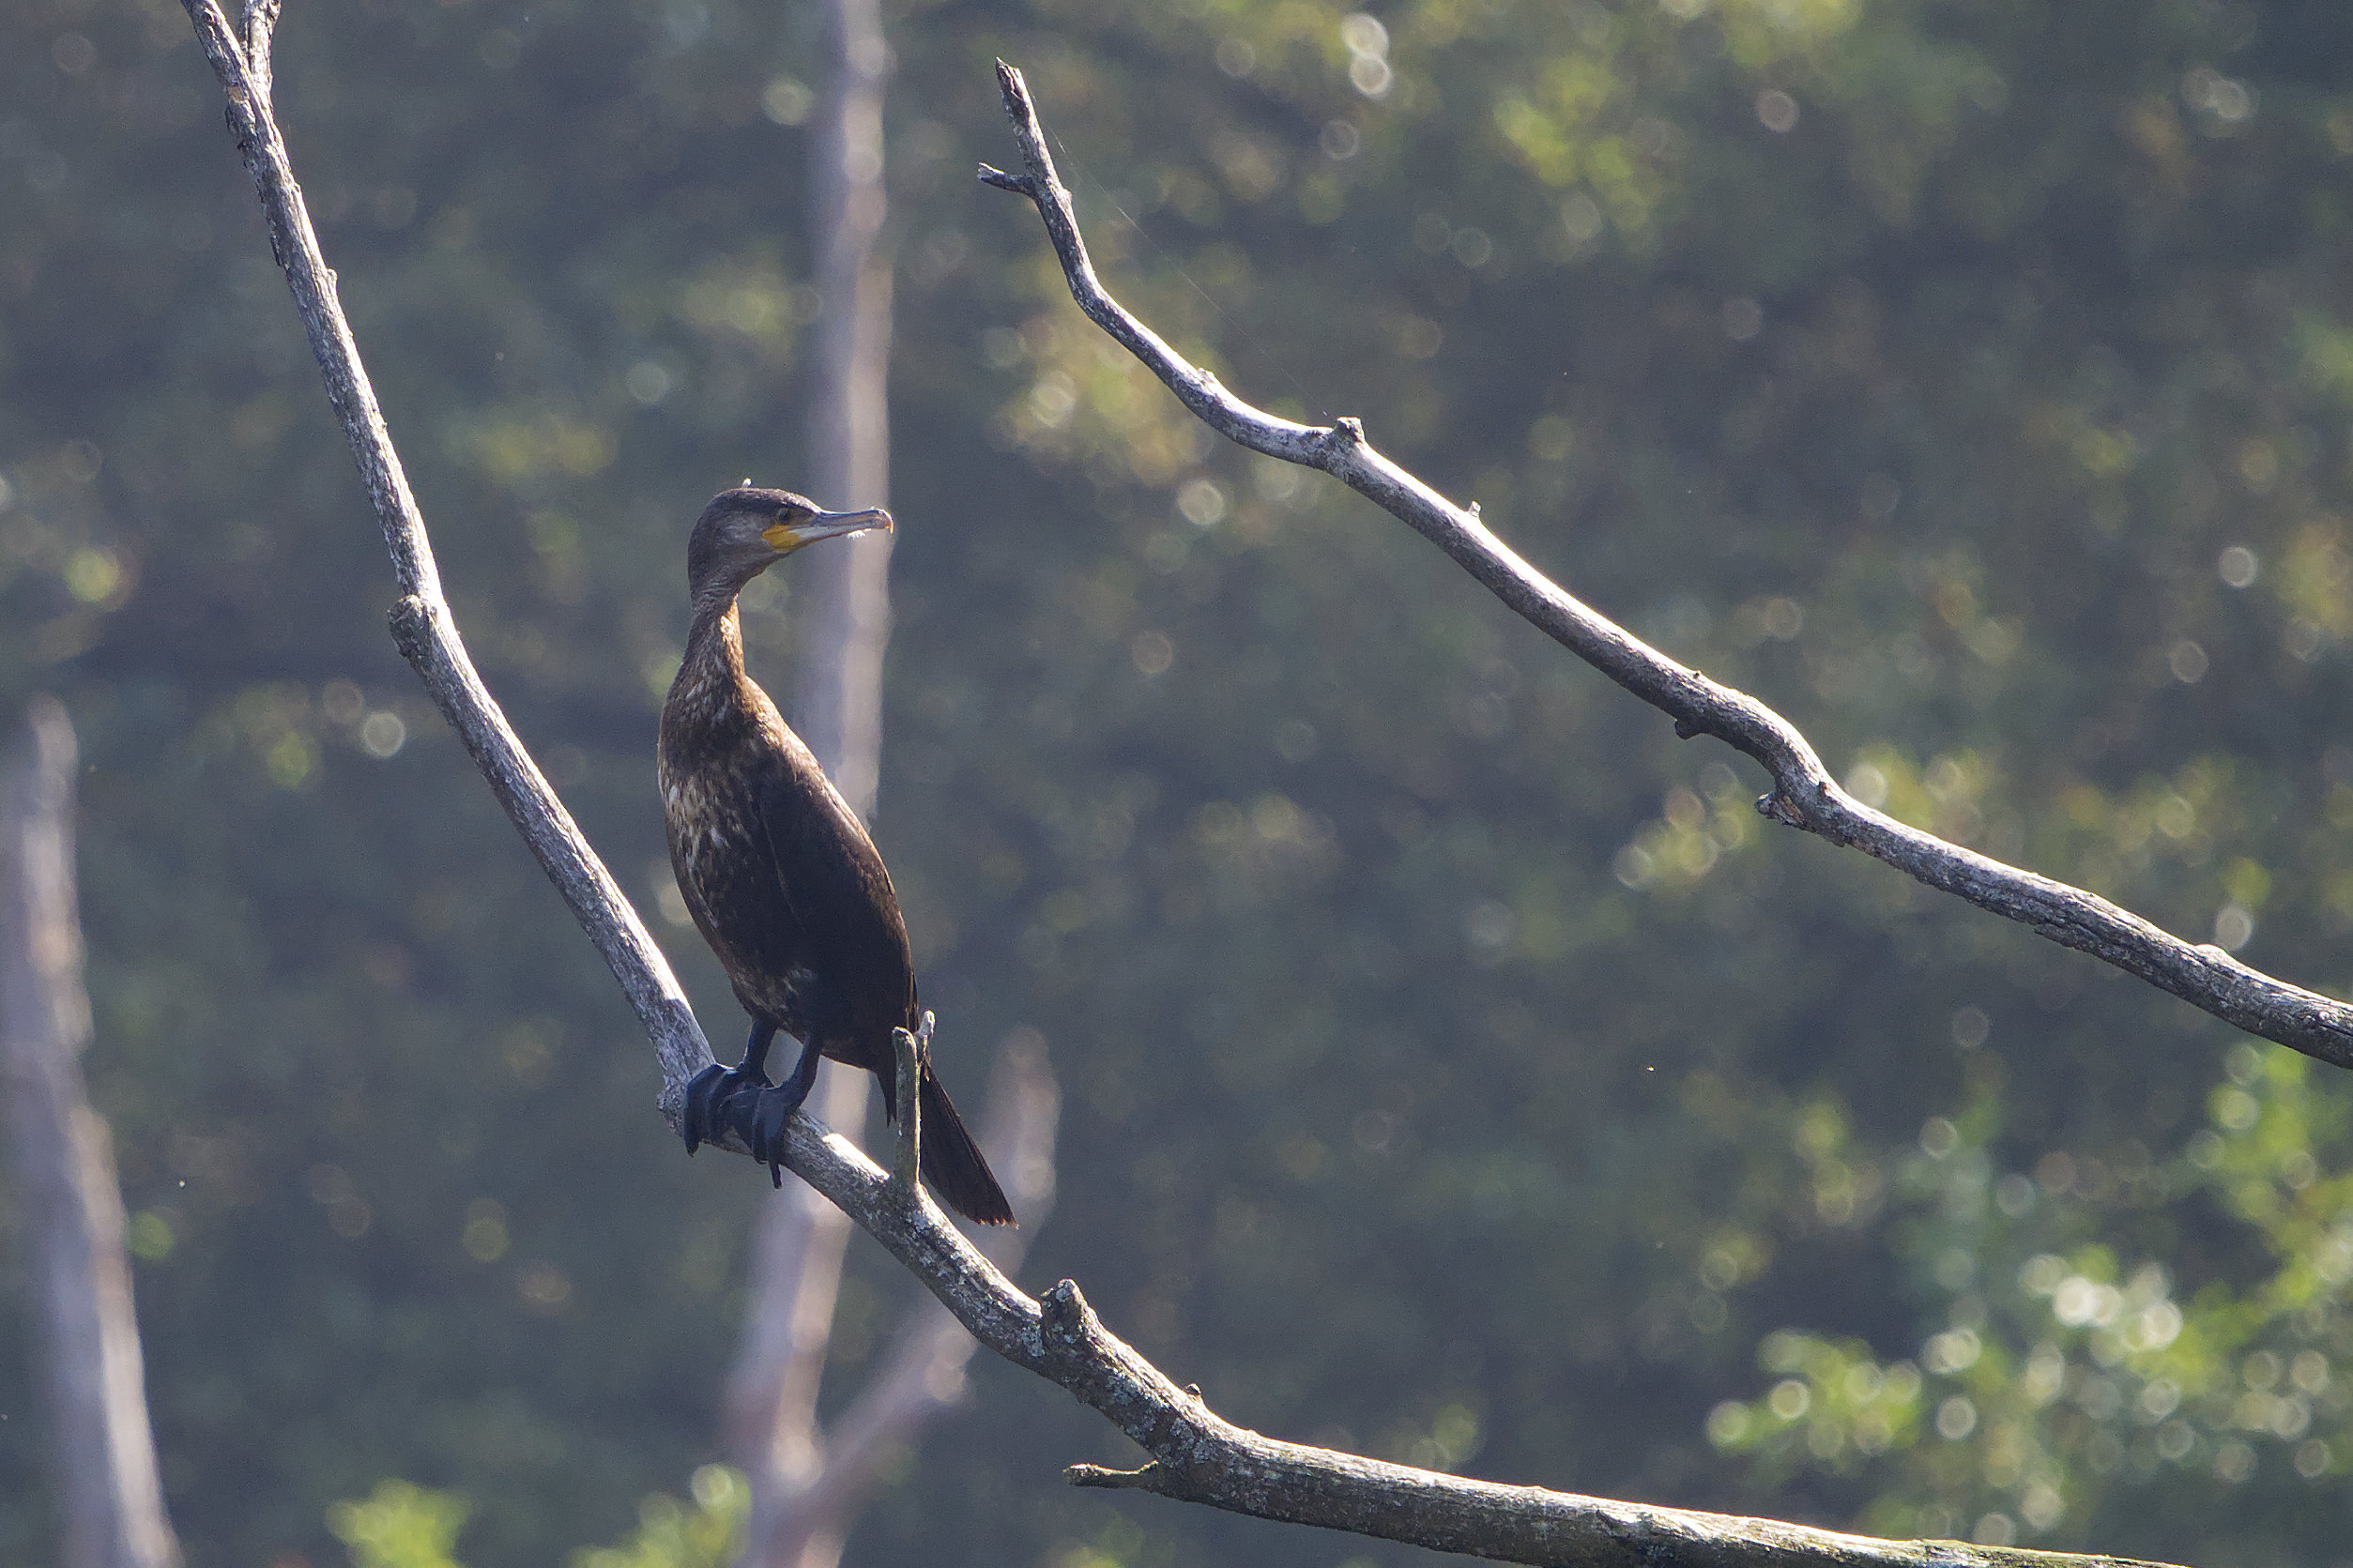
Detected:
[8,0,2353,1565]
[328,1481,470,1568]
[567,1466,745,1568]
[323,1468,743,1568]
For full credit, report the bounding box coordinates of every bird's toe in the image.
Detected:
[682,1062,731,1154]
[744,1087,794,1162]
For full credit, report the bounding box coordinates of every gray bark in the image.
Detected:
[2,699,182,1568]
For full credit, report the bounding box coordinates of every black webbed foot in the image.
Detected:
[683,1020,780,1156]
[684,1028,823,1186]
[732,1034,825,1185]
[741,1088,799,1187]
[682,1060,766,1155]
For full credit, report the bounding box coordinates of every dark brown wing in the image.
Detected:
[749,737,919,1075]
[667,769,817,1032]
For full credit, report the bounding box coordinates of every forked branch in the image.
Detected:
[975,60,2353,1073]
[172,7,2188,1561]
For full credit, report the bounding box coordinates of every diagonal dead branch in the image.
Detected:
[240,0,280,100]
[171,13,2194,1563]
[176,0,717,1119]
[976,59,2353,1073]
[743,1106,2171,1568]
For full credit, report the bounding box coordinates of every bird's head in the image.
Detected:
[687,486,894,604]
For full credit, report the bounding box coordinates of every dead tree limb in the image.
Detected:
[731,1088,2167,1568]
[174,0,717,1119]
[1,699,182,1568]
[973,59,2353,1073]
[171,8,2191,1563]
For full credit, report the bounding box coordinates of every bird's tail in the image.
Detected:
[911,1061,1016,1226]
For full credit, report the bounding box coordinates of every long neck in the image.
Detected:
[688,586,745,665]
[672,594,760,728]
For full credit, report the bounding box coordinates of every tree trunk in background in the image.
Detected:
[791,0,895,823]
[1,698,181,1568]
[726,0,894,1561]
[747,1039,1062,1568]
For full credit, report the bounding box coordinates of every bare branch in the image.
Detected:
[175,0,717,1119]
[2,700,181,1568]
[976,60,2353,1073]
[240,0,279,101]
[172,18,2195,1562]
[890,1019,924,1198]
[746,1102,2165,1568]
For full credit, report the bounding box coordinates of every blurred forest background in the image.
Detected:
[8,0,2353,1563]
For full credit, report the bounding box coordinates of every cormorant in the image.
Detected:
[660,486,1014,1225]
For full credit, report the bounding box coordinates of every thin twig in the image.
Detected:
[891,1014,925,1198]
[975,59,2353,1073]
